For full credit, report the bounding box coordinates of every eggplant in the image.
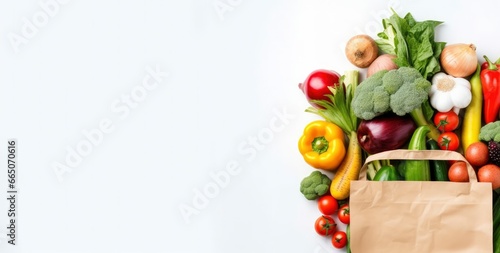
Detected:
[357,113,417,154]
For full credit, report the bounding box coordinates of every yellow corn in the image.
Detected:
[330,131,362,200]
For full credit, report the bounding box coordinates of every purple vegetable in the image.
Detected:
[357,113,417,154]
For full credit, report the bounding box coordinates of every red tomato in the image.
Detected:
[314,215,336,236]
[331,231,347,249]
[317,195,338,215]
[433,111,459,132]
[338,204,350,224]
[438,132,460,151]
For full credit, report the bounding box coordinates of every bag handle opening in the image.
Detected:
[358,149,477,182]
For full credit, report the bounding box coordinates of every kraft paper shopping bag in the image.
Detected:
[350,150,492,253]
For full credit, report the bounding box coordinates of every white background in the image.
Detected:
[1,0,500,252]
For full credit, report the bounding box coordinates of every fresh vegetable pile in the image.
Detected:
[297,9,500,252]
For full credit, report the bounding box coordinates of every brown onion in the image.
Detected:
[440,43,477,78]
[345,35,378,68]
[367,54,398,77]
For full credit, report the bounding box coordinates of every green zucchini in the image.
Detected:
[405,126,431,181]
[397,161,406,180]
[426,139,449,181]
[373,165,399,181]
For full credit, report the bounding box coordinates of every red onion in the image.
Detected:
[367,54,398,77]
[298,69,340,108]
[357,113,417,154]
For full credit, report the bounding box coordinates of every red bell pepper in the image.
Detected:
[481,55,500,123]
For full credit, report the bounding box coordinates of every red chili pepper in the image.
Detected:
[480,55,500,123]
[481,57,500,70]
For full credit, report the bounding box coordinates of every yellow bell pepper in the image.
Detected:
[298,120,346,171]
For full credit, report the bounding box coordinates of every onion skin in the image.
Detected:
[440,43,477,78]
[367,54,398,77]
[345,35,378,68]
[357,113,417,154]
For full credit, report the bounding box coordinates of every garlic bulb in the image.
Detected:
[429,72,472,113]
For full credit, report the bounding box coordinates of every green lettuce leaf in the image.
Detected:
[375,9,446,79]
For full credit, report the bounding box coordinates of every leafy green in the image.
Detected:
[421,99,434,122]
[306,70,359,134]
[376,19,397,55]
[376,10,445,79]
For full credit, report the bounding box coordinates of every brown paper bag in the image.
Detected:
[350,149,492,253]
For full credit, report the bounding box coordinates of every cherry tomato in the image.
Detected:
[331,231,347,249]
[481,61,489,70]
[433,111,459,132]
[338,204,350,224]
[314,215,336,236]
[438,132,460,151]
[317,195,338,215]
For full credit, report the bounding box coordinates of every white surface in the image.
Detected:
[1,0,499,252]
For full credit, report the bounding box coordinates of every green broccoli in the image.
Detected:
[479,121,500,167]
[479,121,500,142]
[352,70,387,120]
[373,85,390,113]
[300,171,331,200]
[381,69,404,94]
[351,67,440,141]
[390,77,431,116]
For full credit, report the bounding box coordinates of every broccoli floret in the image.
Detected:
[371,69,389,80]
[390,77,431,116]
[351,71,386,120]
[300,171,332,200]
[373,86,390,113]
[352,67,431,119]
[351,67,439,140]
[414,76,432,91]
[480,121,500,142]
[480,121,500,166]
[381,70,403,94]
[397,66,423,84]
